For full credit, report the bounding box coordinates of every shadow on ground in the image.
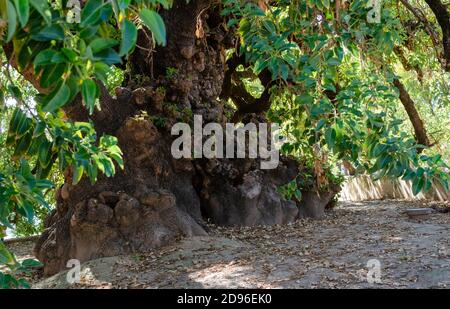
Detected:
[9,200,449,289]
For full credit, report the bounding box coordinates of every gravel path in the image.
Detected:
[11,200,450,288]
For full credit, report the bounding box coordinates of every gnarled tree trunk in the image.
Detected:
[34,0,339,276]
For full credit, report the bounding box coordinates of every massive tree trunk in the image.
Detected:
[34,0,339,276]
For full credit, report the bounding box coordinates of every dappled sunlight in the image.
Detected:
[24,200,448,289]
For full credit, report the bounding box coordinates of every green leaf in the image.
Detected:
[88,38,118,54]
[327,57,340,66]
[253,59,268,74]
[157,0,171,9]
[93,48,121,65]
[296,93,314,105]
[35,179,54,189]
[21,258,42,268]
[325,127,336,149]
[8,84,22,99]
[42,83,70,113]
[6,0,17,42]
[139,9,167,46]
[118,0,131,10]
[378,155,392,169]
[8,107,23,136]
[36,158,54,179]
[93,62,109,83]
[119,19,137,56]
[86,163,98,184]
[15,114,31,137]
[17,198,34,223]
[81,79,98,114]
[34,49,58,68]
[72,164,84,185]
[402,170,415,181]
[13,0,29,27]
[424,178,432,192]
[31,24,64,41]
[80,0,103,27]
[39,62,66,88]
[38,140,52,168]
[13,131,32,157]
[16,278,31,289]
[109,152,123,169]
[372,143,387,157]
[294,189,302,201]
[66,74,81,102]
[0,242,16,266]
[412,176,424,196]
[29,0,52,25]
[315,119,327,131]
[33,121,47,138]
[61,48,78,62]
[80,26,99,40]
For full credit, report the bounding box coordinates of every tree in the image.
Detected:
[0,0,448,281]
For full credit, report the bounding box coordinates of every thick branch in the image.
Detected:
[424,0,450,71]
[220,54,275,122]
[393,78,431,151]
[399,0,446,70]
[220,53,245,98]
[393,46,424,82]
[230,70,274,122]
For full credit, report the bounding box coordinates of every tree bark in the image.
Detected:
[393,78,431,151]
[394,46,424,82]
[399,1,440,51]
[424,0,450,72]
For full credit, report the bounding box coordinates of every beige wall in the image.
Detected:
[339,175,449,202]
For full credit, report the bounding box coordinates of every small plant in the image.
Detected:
[165,103,180,118]
[155,86,166,97]
[166,67,179,79]
[278,178,302,201]
[151,116,167,129]
[181,108,194,122]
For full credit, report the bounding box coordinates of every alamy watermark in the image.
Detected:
[66,259,81,284]
[171,115,284,169]
[66,0,81,24]
[366,259,382,284]
[367,0,383,24]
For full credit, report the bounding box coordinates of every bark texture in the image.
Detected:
[424,0,450,72]
[393,78,431,151]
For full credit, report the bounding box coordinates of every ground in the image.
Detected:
[5,200,450,289]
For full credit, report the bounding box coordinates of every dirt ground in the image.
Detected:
[6,200,450,289]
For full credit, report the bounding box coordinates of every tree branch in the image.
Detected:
[220,54,275,122]
[393,78,432,152]
[393,46,424,82]
[424,0,450,71]
[398,0,446,70]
